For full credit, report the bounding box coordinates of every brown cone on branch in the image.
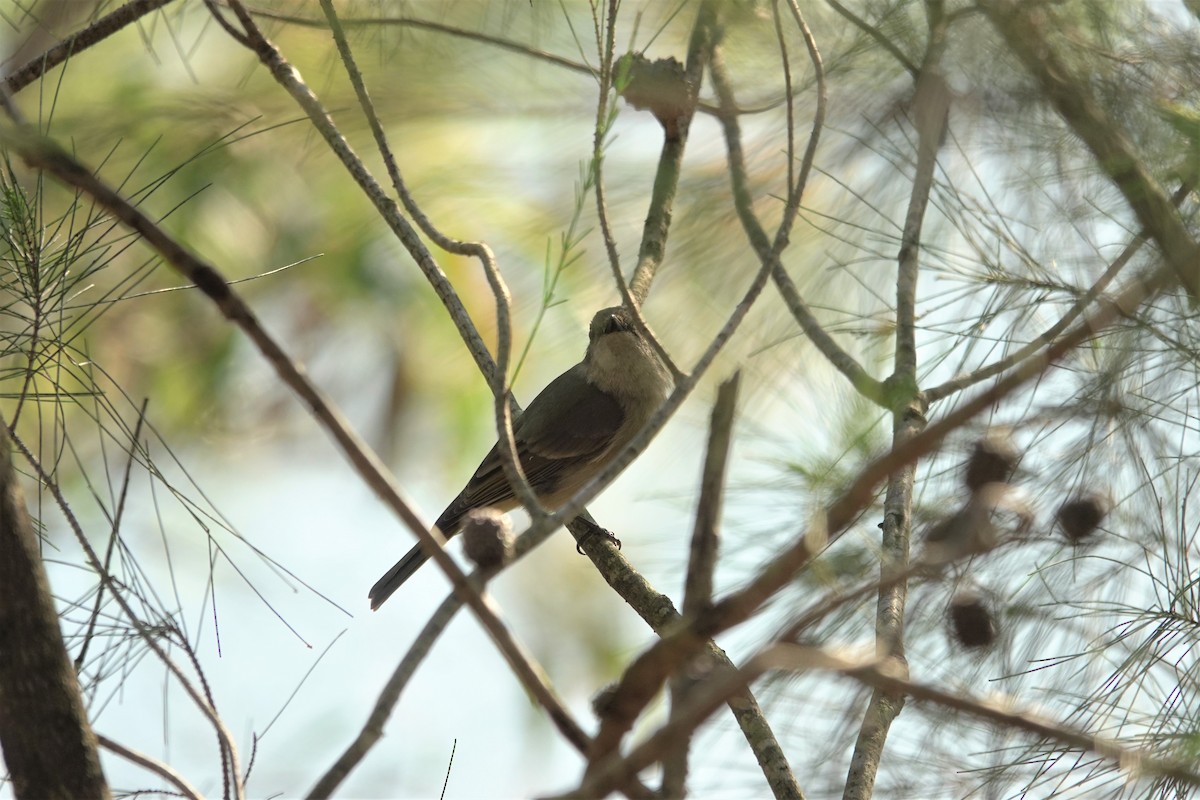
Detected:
[1056,492,1112,542]
[964,433,1018,492]
[949,590,997,649]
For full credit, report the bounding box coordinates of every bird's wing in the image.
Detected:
[439,365,624,527]
[517,363,625,459]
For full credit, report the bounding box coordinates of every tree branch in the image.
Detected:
[568,258,1174,797]
[314,0,545,557]
[844,7,947,796]
[981,0,1200,299]
[0,423,110,800]
[97,733,202,800]
[769,643,1200,788]
[708,29,886,408]
[3,0,178,96]
[0,116,588,776]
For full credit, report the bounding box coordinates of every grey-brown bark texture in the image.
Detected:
[0,425,109,799]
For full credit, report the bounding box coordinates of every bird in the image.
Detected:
[369,306,673,609]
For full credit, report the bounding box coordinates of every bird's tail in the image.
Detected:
[369,506,465,610]
[368,544,429,610]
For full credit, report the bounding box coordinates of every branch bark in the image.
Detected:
[982,0,1200,299]
[844,7,947,794]
[3,0,177,95]
[0,423,110,800]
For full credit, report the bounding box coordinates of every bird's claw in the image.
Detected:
[576,526,622,554]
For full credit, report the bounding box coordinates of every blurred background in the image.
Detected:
[5,1,1200,798]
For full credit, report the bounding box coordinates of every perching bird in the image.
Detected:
[369,306,673,609]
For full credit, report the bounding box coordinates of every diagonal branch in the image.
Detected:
[661,372,739,796]
[203,2,498,390]
[708,25,886,408]
[3,0,178,95]
[568,259,1175,797]
[0,118,589,772]
[924,181,1192,403]
[313,0,544,558]
[981,0,1200,299]
[768,644,1200,787]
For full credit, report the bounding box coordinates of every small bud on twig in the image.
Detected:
[460,508,514,571]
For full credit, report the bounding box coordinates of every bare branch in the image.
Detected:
[845,9,948,796]
[626,3,715,303]
[982,0,1200,299]
[768,644,1200,788]
[0,116,589,775]
[207,2,500,390]
[2,0,178,95]
[663,372,739,798]
[0,423,110,800]
[709,32,886,408]
[314,0,543,550]
[97,733,203,800]
[307,593,463,799]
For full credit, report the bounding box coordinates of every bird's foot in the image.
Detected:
[575,524,622,554]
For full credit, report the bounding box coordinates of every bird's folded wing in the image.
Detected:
[456,364,625,509]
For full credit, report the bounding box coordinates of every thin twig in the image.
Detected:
[246,4,594,77]
[208,2,499,390]
[685,373,738,617]
[662,372,740,798]
[625,1,714,305]
[711,12,886,408]
[75,398,149,671]
[844,10,948,797]
[3,0,178,95]
[315,0,541,539]
[307,592,463,799]
[307,571,654,800]
[982,0,1200,299]
[242,3,788,119]
[563,651,777,799]
[0,115,589,778]
[588,0,687,382]
[97,733,204,800]
[767,643,1200,787]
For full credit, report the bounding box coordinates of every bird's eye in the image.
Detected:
[604,315,629,335]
